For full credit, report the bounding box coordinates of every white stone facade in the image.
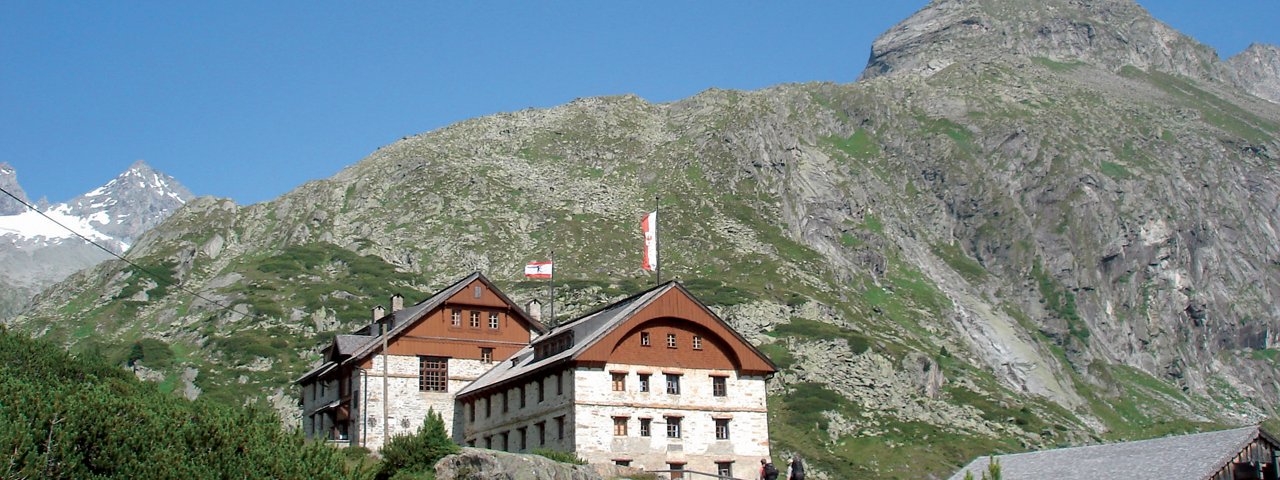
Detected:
[573,363,770,477]
[349,353,494,451]
[460,363,770,477]
[460,369,578,452]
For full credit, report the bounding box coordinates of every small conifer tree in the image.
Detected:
[379,409,460,479]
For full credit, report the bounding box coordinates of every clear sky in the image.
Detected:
[3,1,1277,205]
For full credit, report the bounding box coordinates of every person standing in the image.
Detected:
[787,455,805,480]
[759,458,779,480]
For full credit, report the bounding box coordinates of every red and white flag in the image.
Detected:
[641,211,658,271]
[524,261,553,279]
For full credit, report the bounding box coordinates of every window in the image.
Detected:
[556,373,563,395]
[536,421,546,446]
[715,418,730,440]
[481,347,494,364]
[466,439,475,447]
[517,427,527,451]
[537,379,545,402]
[467,401,475,422]
[502,390,509,413]
[613,417,628,436]
[713,376,727,397]
[639,418,651,437]
[555,416,566,440]
[518,386,526,408]
[418,356,448,392]
[469,311,480,328]
[484,436,492,449]
[500,431,509,451]
[716,462,733,478]
[638,373,650,392]
[489,312,499,329]
[665,416,682,438]
[665,373,681,395]
[451,309,461,327]
[668,463,685,479]
[473,286,482,298]
[611,372,626,392]
[640,331,650,346]
[667,333,677,348]
[692,334,703,350]
[484,398,490,418]
[615,460,632,467]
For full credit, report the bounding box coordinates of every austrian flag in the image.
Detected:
[524,261,553,279]
[641,211,658,271]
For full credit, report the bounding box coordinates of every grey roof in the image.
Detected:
[342,271,547,365]
[948,426,1276,480]
[455,282,677,398]
[335,334,373,355]
[295,360,337,384]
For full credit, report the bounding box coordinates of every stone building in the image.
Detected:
[455,281,778,479]
[296,272,546,450]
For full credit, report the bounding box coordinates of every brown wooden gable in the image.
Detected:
[350,272,545,368]
[576,284,777,376]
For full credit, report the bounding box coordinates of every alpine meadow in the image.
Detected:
[8,0,1280,478]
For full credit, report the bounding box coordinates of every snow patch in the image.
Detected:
[0,208,116,244]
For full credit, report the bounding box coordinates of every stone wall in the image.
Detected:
[573,363,771,477]
[460,368,577,453]
[353,353,492,450]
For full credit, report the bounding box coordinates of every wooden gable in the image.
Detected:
[576,284,777,376]
[354,273,544,367]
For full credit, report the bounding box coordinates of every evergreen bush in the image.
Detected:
[378,409,459,479]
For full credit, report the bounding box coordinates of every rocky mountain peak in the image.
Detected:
[61,160,195,245]
[860,0,1226,82]
[1228,43,1280,104]
[0,162,31,215]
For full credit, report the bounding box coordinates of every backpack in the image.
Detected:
[792,461,805,480]
[763,463,779,480]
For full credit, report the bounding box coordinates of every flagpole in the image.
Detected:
[549,249,556,325]
[655,194,661,285]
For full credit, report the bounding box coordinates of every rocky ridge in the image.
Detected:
[0,161,193,319]
[1229,43,1280,104]
[10,0,1280,478]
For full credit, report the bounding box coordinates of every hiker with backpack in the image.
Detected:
[787,455,806,480]
[759,458,779,480]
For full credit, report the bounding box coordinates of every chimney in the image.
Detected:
[526,299,542,323]
[372,305,385,321]
[391,294,404,312]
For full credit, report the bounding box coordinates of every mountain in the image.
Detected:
[0,161,193,319]
[0,162,32,215]
[1229,43,1280,104]
[9,0,1280,478]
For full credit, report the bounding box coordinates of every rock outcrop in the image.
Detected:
[1229,43,1280,103]
[434,449,645,480]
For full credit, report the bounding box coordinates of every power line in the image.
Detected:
[0,185,252,322]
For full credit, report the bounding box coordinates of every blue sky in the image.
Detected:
[2,1,1277,205]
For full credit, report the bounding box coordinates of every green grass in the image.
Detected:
[827,129,881,160]
[1031,261,1088,343]
[1032,56,1084,72]
[1120,66,1278,144]
[1100,161,1133,180]
[756,343,796,369]
[932,243,988,282]
[769,318,870,354]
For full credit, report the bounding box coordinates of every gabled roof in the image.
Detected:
[342,271,547,365]
[948,426,1279,480]
[455,281,777,399]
